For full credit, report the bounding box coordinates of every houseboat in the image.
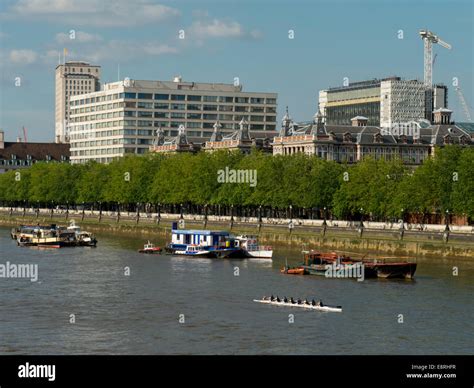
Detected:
[165,222,246,258]
[15,222,97,248]
[284,250,416,280]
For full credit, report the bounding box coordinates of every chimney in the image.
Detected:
[17,137,22,143]
[0,130,4,149]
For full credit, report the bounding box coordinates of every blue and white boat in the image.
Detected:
[165,222,246,258]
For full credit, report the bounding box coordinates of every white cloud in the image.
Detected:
[9,49,38,64]
[3,0,180,27]
[185,17,262,43]
[78,40,179,63]
[55,30,102,44]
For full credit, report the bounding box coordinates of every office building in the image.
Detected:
[68,77,277,163]
[55,61,101,143]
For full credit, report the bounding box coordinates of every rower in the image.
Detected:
[290,297,295,304]
[297,298,302,305]
[270,295,275,301]
[304,299,309,305]
[284,297,288,303]
[276,296,281,302]
[311,299,316,306]
[318,299,324,307]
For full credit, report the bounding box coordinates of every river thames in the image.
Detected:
[0,227,472,355]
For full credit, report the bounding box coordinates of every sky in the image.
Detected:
[0,0,472,142]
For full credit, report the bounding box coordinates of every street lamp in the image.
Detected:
[322,206,327,227]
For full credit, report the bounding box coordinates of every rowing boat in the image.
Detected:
[253,299,342,313]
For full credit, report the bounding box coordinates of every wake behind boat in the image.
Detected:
[253,297,342,312]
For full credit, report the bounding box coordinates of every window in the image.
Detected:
[203,114,218,120]
[124,93,136,99]
[219,96,234,103]
[235,97,248,103]
[171,103,185,110]
[171,112,185,119]
[251,97,264,104]
[154,103,168,109]
[187,104,201,111]
[203,105,217,111]
[154,94,169,100]
[137,102,153,109]
[187,95,201,101]
[171,94,185,101]
[154,112,169,118]
[187,113,201,119]
[266,98,276,104]
[203,96,218,102]
[138,111,153,117]
[137,93,152,99]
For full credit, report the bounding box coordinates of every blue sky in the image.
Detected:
[0,0,472,142]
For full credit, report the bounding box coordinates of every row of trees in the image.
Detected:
[0,146,472,222]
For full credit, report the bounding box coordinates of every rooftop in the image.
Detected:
[0,142,70,161]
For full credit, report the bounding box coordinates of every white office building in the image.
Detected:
[68,78,277,163]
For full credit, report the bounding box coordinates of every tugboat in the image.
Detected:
[138,241,162,254]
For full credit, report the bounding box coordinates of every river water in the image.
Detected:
[0,226,472,355]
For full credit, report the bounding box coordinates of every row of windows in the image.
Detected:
[71,103,277,114]
[70,111,276,124]
[69,120,277,133]
[71,93,276,106]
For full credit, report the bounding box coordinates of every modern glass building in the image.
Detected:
[319,77,447,127]
[68,78,277,163]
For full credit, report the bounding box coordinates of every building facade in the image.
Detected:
[0,130,70,173]
[272,110,473,165]
[55,61,101,143]
[319,77,447,127]
[68,78,277,164]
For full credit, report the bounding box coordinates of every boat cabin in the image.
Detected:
[171,223,230,247]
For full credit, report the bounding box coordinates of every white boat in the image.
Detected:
[253,299,342,313]
[235,235,273,259]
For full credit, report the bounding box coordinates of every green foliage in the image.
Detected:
[1,146,472,220]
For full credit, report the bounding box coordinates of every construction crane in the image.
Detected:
[455,86,473,122]
[419,30,451,87]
